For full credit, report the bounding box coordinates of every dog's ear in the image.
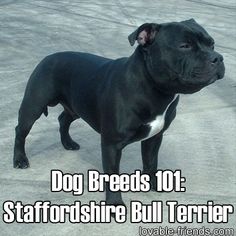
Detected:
[185,18,197,24]
[128,23,159,46]
[181,18,198,27]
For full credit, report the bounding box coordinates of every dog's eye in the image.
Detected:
[179,43,191,49]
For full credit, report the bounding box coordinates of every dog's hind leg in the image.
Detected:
[58,109,80,150]
[14,100,47,168]
[13,76,58,168]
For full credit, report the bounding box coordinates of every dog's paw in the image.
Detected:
[13,155,30,169]
[62,139,80,150]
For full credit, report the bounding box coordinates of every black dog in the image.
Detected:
[13,19,225,205]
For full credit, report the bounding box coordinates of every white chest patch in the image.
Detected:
[141,94,179,141]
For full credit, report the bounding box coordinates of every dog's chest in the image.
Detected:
[140,94,179,141]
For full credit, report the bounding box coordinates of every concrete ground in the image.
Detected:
[0,0,235,235]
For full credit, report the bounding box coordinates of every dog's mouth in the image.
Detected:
[180,65,225,89]
[188,75,217,86]
[157,62,225,94]
[176,72,223,94]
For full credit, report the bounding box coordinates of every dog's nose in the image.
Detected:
[211,54,224,65]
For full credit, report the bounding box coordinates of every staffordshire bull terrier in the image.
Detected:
[13,19,225,206]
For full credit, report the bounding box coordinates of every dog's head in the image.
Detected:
[128,19,225,94]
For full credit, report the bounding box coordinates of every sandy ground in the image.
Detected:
[0,0,235,235]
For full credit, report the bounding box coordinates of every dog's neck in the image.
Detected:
[126,47,177,98]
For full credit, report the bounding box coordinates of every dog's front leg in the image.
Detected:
[101,141,124,206]
[141,134,163,191]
